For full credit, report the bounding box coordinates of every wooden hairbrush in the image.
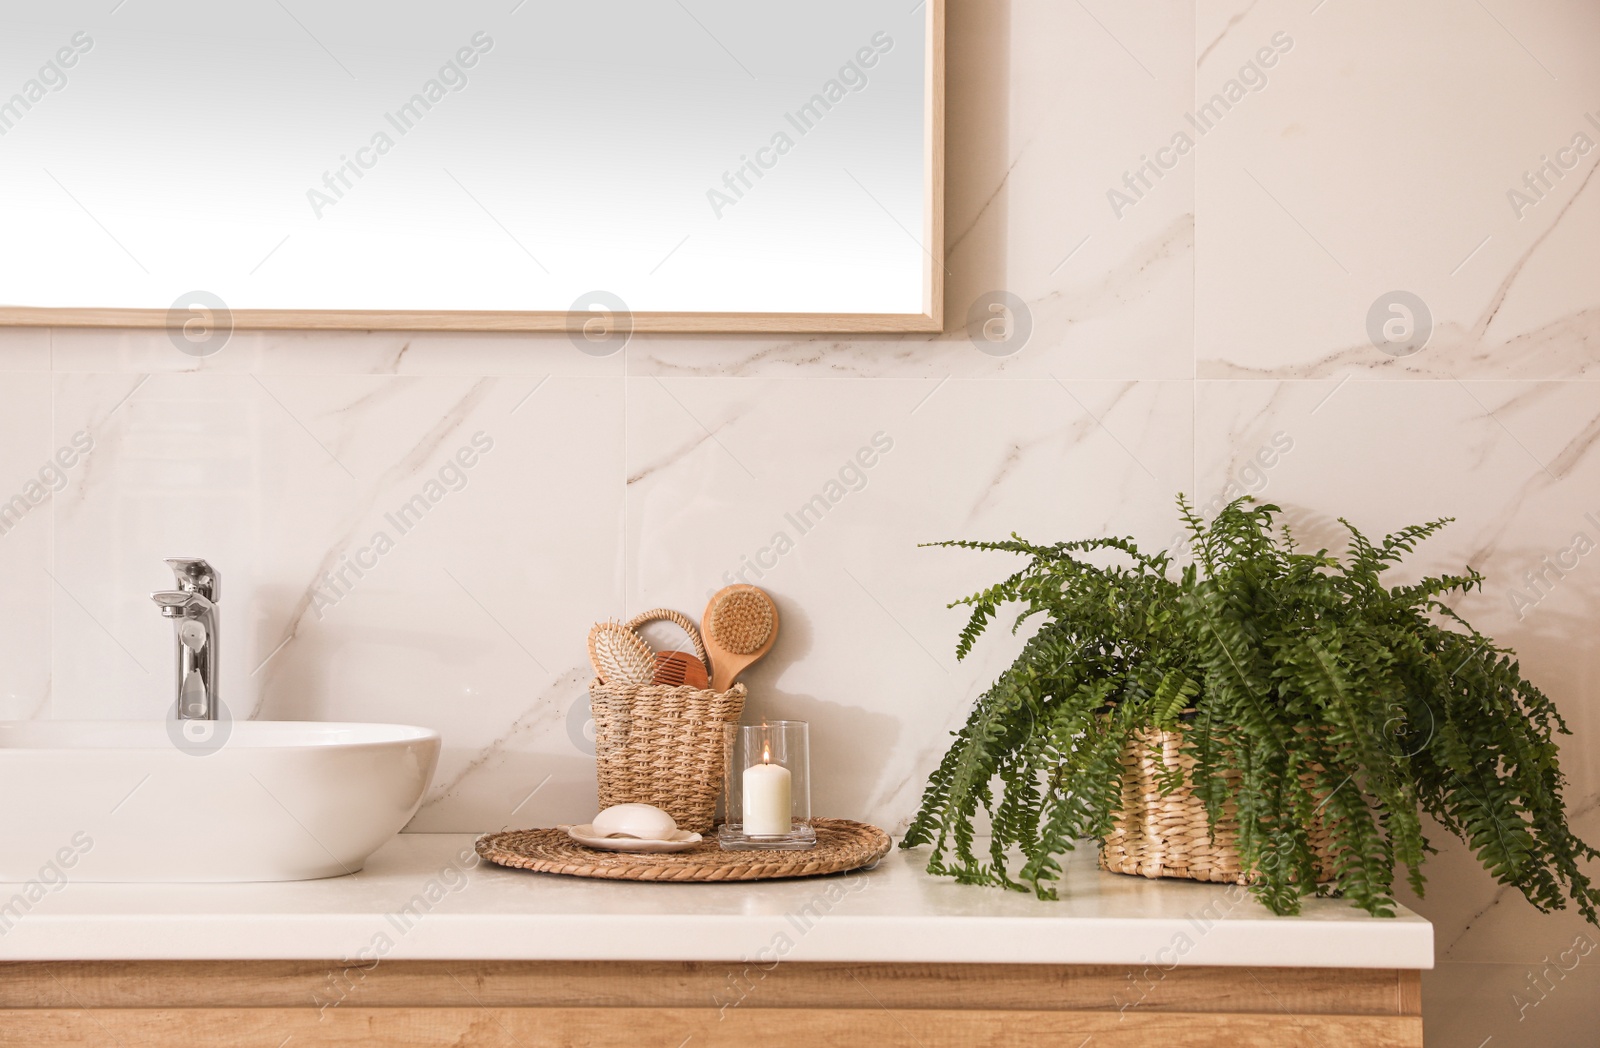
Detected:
[586,620,656,685]
[624,607,712,689]
[701,585,779,691]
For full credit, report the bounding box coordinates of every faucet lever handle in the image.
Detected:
[165,558,220,603]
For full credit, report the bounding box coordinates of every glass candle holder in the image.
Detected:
[718,721,815,850]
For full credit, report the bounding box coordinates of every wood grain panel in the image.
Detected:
[0,308,944,333]
[0,960,1411,1016]
[0,1007,1424,1048]
[1398,969,1423,1016]
[923,0,946,326]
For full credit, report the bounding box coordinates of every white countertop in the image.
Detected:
[0,833,1432,969]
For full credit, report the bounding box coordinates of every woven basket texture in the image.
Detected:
[588,678,746,834]
[1099,725,1334,885]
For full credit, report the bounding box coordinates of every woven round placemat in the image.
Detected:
[476,818,891,882]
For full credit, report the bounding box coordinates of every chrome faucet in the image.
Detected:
[151,558,220,721]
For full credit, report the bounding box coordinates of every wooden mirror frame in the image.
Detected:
[0,0,943,335]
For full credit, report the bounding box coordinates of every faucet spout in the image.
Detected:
[151,559,221,721]
[152,590,211,617]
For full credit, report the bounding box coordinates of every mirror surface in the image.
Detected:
[0,0,936,326]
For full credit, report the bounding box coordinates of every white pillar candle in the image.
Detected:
[742,759,792,836]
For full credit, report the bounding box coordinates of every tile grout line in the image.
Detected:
[49,330,56,722]
[622,351,628,621]
[1191,0,1199,503]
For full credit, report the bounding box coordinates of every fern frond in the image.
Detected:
[904,496,1600,924]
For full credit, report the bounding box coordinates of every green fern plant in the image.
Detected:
[902,496,1600,920]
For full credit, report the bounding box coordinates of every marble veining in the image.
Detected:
[258,377,500,706]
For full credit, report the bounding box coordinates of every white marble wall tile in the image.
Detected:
[0,330,52,372]
[626,377,1192,830]
[0,373,55,720]
[1424,961,1600,1048]
[47,326,620,379]
[1196,0,1600,379]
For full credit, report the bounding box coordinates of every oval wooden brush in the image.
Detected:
[624,607,711,690]
[701,585,779,691]
[587,620,656,685]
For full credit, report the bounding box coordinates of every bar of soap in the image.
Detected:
[591,803,678,841]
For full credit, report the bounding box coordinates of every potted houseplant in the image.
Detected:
[903,497,1600,920]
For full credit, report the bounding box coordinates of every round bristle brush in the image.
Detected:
[700,585,779,691]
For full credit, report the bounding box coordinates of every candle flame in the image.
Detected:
[763,745,771,764]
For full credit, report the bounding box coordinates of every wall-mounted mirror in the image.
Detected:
[0,0,942,332]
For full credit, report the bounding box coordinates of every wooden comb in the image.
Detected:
[650,650,710,688]
[624,608,712,690]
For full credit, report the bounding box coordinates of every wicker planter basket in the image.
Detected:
[1099,725,1333,885]
[588,679,746,834]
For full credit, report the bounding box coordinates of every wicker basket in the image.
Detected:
[587,679,746,834]
[1099,725,1333,885]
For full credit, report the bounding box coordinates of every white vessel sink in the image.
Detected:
[0,721,440,882]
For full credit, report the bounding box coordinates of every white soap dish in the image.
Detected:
[562,825,703,853]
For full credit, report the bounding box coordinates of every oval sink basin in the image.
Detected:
[0,721,440,882]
